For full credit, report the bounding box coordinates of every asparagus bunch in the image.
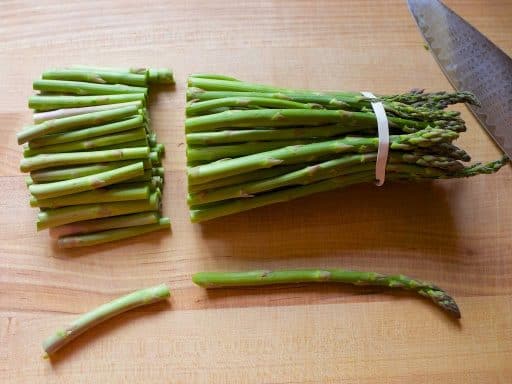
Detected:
[192,269,460,318]
[185,74,508,222]
[17,66,174,247]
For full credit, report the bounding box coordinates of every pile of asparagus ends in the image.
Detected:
[185,74,508,222]
[17,66,174,248]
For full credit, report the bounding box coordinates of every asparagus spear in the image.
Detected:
[147,68,175,85]
[31,184,150,208]
[20,147,150,172]
[187,128,458,185]
[29,162,145,199]
[24,128,147,156]
[33,79,147,96]
[37,191,160,230]
[57,217,171,248]
[42,284,171,355]
[49,212,160,238]
[29,94,146,111]
[192,269,460,318]
[17,105,140,144]
[42,69,147,86]
[28,116,144,148]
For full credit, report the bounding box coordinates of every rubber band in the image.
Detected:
[361,91,389,186]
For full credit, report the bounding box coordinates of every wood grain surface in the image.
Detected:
[1,1,512,383]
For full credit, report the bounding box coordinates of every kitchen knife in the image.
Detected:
[407,0,512,157]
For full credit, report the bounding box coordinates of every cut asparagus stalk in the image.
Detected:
[42,284,171,355]
[29,159,151,183]
[17,105,140,144]
[147,68,175,85]
[24,127,147,156]
[29,94,146,111]
[33,101,143,123]
[29,115,144,148]
[33,79,147,96]
[37,191,160,230]
[20,147,150,172]
[49,212,161,238]
[31,184,150,208]
[42,69,147,86]
[57,217,171,248]
[187,128,458,185]
[192,269,460,318]
[29,162,145,199]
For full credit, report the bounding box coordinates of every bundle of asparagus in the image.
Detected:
[18,66,174,247]
[185,74,508,222]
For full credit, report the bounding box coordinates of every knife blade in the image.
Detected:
[407,0,512,158]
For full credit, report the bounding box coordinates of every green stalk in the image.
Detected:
[28,94,146,111]
[29,162,145,199]
[33,79,147,96]
[147,68,175,85]
[31,184,150,208]
[187,140,319,162]
[37,192,160,230]
[103,140,149,150]
[42,284,171,355]
[185,108,428,133]
[17,105,140,144]
[192,269,460,318]
[20,147,150,172]
[24,128,147,156]
[42,69,147,86]
[29,116,144,148]
[189,73,241,81]
[187,128,458,185]
[33,101,143,123]
[29,159,151,183]
[57,218,171,248]
[49,212,160,238]
[185,125,361,145]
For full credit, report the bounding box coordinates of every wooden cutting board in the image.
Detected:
[1,1,512,382]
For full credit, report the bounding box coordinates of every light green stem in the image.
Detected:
[33,79,147,96]
[28,94,146,111]
[42,69,147,86]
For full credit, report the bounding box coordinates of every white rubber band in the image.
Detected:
[361,91,389,186]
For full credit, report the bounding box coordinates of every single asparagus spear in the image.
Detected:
[189,73,242,81]
[42,69,147,86]
[57,217,171,248]
[24,128,147,156]
[29,159,151,183]
[17,105,140,144]
[103,140,150,150]
[29,94,146,111]
[147,68,175,85]
[49,212,160,238]
[33,101,144,123]
[192,269,460,318]
[29,162,145,199]
[20,147,150,172]
[37,191,160,230]
[33,79,147,96]
[42,284,171,355]
[187,128,458,185]
[31,184,150,208]
[29,115,144,148]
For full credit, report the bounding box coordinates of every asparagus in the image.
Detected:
[28,115,144,148]
[17,105,141,144]
[192,269,460,318]
[29,162,145,199]
[31,184,150,208]
[37,191,160,230]
[33,79,147,96]
[70,65,148,74]
[29,94,146,111]
[20,147,150,172]
[57,217,171,248]
[187,128,458,185]
[49,212,160,238]
[42,284,171,355]
[147,68,175,85]
[42,69,147,86]
[29,160,150,183]
[24,128,147,156]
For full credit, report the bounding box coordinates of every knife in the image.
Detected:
[407,0,512,158]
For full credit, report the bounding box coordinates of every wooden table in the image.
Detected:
[1,1,512,382]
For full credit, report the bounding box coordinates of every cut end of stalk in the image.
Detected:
[148,68,175,85]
